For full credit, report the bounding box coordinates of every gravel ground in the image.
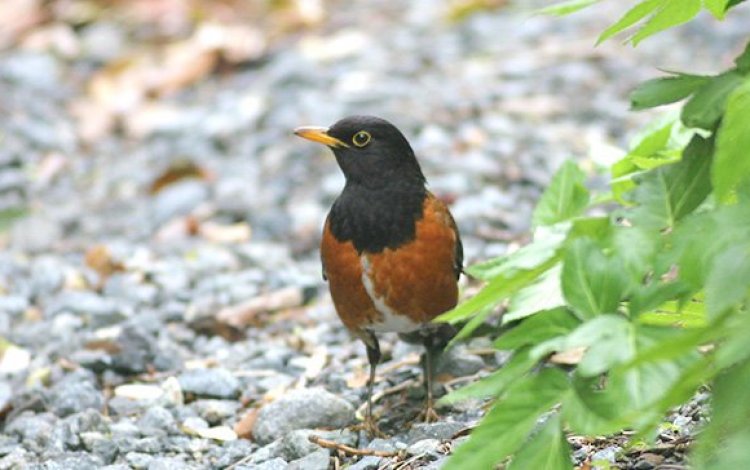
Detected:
[0,1,748,469]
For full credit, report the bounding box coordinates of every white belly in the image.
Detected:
[360,256,421,333]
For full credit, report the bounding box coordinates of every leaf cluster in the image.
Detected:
[440,3,750,468]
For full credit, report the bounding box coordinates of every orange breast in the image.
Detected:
[321,194,459,336]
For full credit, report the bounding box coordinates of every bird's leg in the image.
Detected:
[360,332,385,437]
[417,323,455,423]
[419,345,440,423]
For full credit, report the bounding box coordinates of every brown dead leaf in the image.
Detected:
[234,408,260,440]
[216,287,306,329]
[549,346,587,365]
[85,244,126,282]
[149,160,213,194]
[84,339,122,354]
[346,368,369,389]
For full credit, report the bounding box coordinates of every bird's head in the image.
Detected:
[294,115,425,189]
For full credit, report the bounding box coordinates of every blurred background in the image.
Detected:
[0,0,749,466]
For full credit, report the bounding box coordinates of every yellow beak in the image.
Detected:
[294,126,349,148]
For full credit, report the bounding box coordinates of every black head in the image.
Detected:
[294,115,425,189]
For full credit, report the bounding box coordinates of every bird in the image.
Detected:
[294,115,462,434]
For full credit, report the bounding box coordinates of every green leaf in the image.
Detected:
[536,0,601,16]
[630,74,710,110]
[467,224,568,281]
[631,0,701,45]
[532,315,635,376]
[443,369,570,470]
[681,71,745,130]
[507,414,572,470]
[712,78,750,203]
[506,264,566,322]
[532,161,590,227]
[692,358,750,469]
[563,375,627,435]
[626,134,713,229]
[609,326,699,411]
[704,0,731,18]
[561,238,629,319]
[438,255,558,324]
[705,245,750,318]
[597,0,663,44]
[735,40,750,73]
[439,347,537,404]
[495,307,581,350]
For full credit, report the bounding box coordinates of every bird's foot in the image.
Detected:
[417,403,441,423]
[351,416,387,438]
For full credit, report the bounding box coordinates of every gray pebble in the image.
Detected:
[241,457,289,470]
[5,412,57,452]
[49,381,104,417]
[252,388,355,445]
[36,452,104,470]
[591,445,620,465]
[0,435,19,457]
[137,406,178,436]
[406,438,441,458]
[147,456,197,470]
[126,451,155,470]
[406,422,466,444]
[150,180,210,226]
[436,347,485,377]
[287,449,329,470]
[348,455,384,470]
[178,368,240,399]
[191,399,240,425]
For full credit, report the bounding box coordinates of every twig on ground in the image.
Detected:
[308,434,400,457]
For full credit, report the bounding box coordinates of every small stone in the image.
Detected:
[406,422,466,444]
[0,435,19,457]
[6,412,57,451]
[115,384,164,401]
[178,368,241,399]
[348,455,384,470]
[81,432,118,464]
[366,438,398,453]
[147,456,197,470]
[50,380,104,417]
[191,399,240,425]
[591,445,620,466]
[208,439,256,468]
[151,180,209,226]
[633,452,665,470]
[10,214,62,253]
[245,457,289,470]
[278,429,322,460]
[253,388,355,445]
[193,425,238,442]
[126,451,154,469]
[288,449,329,470]
[137,406,178,436]
[436,347,485,377]
[37,452,104,469]
[406,438,441,457]
[110,419,141,438]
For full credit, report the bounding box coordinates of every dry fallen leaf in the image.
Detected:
[549,346,587,365]
[234,408,260,440]
[149,160,213,194]
[85,244,126,282]
[216,287,306,328]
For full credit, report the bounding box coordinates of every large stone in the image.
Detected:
[252,388,354,445]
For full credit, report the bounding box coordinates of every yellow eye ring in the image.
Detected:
[352,131,371,147]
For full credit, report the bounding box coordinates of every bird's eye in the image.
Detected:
[352,131,371,148]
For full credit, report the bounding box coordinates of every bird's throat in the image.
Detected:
[328,184,426,254]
